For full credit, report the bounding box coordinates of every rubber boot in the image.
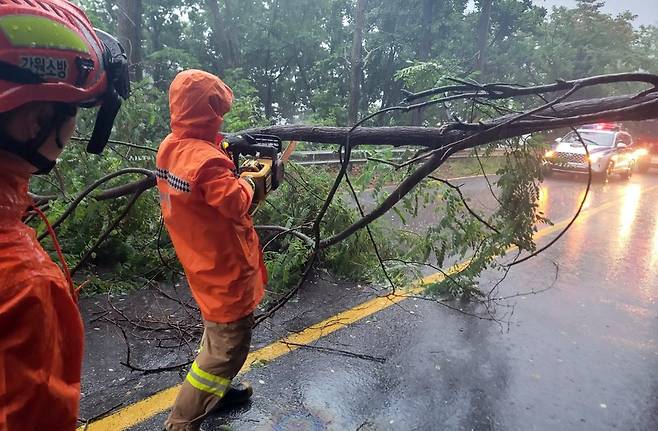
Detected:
[216,382,253,410]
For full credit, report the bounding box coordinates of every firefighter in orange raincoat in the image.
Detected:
[0,1,130,429]
[157,69,268,431]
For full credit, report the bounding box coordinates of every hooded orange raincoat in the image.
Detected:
[156,70,265,324]
[0,155,83,430]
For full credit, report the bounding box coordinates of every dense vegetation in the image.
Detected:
[33,0,658,298]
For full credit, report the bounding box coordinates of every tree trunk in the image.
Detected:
[297,59,314,108]
[103,0,117,26]
[411,0,435,126]
[205,0,238,73]
[348,0,367,126]
[419,0,434,61]
[381,46,399,110]
[118,0,143,81]
[264,79,275,119]
[476,0,493,74]
[244,88,658,247]
[148,12,165,89]
[379,12,398,116]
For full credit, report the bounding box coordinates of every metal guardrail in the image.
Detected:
[290,149,504,166]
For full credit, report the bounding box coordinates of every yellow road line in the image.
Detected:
[80,183,658,430]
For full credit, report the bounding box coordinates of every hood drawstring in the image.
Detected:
[30,204,77,301]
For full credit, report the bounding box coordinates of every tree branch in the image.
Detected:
[255,225,315,248]
[242,92,658,148]
[403,72,658,102]
[37,168,155,241]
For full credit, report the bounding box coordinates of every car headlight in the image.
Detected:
[544,150,556,158]
[635,148,649,157]
[588,153,603,163]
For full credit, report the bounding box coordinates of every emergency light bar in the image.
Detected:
[580,123,621,131]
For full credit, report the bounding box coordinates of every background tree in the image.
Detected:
[117,0,143,81]
[348,0,367,125]
[476,0,493,74]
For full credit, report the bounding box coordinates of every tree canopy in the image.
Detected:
[77,0,658,127]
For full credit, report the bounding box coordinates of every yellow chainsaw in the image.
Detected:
[222,133,297,204]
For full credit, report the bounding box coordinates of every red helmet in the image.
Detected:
[0,0,130,155]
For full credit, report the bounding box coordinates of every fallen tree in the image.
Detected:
[32,72,658,324]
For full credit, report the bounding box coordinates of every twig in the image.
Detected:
[507,97,593,267]
[253,253,318,327]
[79,402,124,430]
[473,147,502,205]
[37,168,155,240]
[493,260,560,301]
[156,216,185,277]
[341,154,398,295]
[115,320,193,374]
[71,135,158,153]
[281,341,386,363]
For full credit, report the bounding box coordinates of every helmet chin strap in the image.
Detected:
[0,124,57,174]
[0,104,77,175]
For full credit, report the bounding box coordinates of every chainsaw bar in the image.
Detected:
[281,141,298,163]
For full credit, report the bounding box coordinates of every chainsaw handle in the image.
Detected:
[224,133,282,154]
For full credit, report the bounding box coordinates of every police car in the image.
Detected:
[543,124,636,181]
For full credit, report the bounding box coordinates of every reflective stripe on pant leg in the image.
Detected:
[198,329,206,353]
[185,360,231,398]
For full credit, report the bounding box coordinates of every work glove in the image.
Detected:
[239,159,273,215]
[241,175,257,194]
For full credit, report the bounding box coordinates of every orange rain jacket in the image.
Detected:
[156,70,265,324]
[0,155,83,430]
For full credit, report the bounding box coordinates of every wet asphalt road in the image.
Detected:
[81,172,658,431]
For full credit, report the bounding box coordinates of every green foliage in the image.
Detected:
[263,239,310,300]
[395,60,465,93]
[423,138,548,298]
[144,48,202,90]
[255,163,404,297]
[534,1,645,97]
[39,0,658,300]
[222,69,269,132]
